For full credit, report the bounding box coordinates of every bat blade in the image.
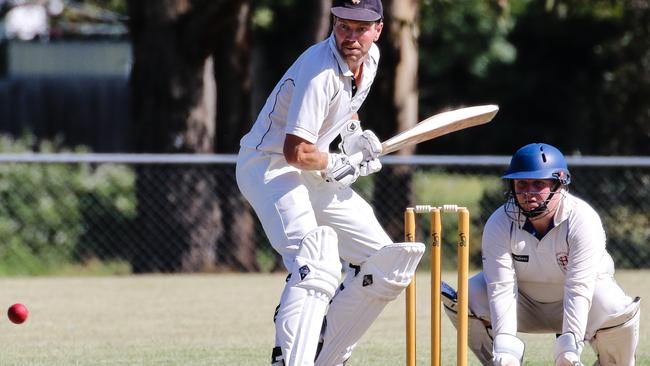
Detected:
[380,104,499,155]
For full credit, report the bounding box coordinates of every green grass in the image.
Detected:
[413,171,502,213]
[0,271,648,365]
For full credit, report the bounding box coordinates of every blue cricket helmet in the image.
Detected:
[502,143,571,185]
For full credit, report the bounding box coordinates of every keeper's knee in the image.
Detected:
[591,297,641,366]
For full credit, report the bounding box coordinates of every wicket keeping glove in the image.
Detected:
[554,333,584,366]
[492,334,525,366]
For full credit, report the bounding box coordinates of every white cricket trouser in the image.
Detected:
[468,272,634,339]
[236,147,392,270]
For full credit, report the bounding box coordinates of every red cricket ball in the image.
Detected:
[7,303,29,324]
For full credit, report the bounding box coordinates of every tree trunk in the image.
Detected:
[212,1,258,271]
[128,0,240,272]
[238,0,333,272]
[365,0,419,241]
[307,0,332,43]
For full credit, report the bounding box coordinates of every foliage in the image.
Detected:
[603,206,650,268]
[415,0,648,156]
[411,170,502,270]
[0,135,136,276]
[419,0,516,79]
[250,0,333,101]
[49,0,128,39]
[68,0,128,15]
[570,166,650,268]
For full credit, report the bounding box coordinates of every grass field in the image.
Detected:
[0,270,648,365]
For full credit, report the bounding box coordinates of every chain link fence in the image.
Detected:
[0,154,648,276]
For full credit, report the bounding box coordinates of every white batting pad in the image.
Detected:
[292,226,342,297]
[590,297,640,366]
[274,226,342,366]
[315,242,425,366]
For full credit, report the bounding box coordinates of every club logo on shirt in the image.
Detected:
[556,252,569,270]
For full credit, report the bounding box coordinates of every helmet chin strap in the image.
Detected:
[510,181,561,218]
[519,201,549,218]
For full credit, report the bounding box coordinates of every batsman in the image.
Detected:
[235,1,424,365]
[443,143,641,366]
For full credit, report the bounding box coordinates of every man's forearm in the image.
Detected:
[283,134,329,170]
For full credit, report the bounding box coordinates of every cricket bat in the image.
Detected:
[381,104,499,155]
[350,104,499,164]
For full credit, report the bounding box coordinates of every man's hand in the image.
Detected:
[339,120,382,159]
[555,352,582,366]
[338,120,382,176]
[554,333,583,366]
[322,153,360,189]
[358,130,382,158]
[359,158,381,176]
[493,353,520,366]
[339,119,362,155]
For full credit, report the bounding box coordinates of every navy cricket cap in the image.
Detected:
[331,0,383,22]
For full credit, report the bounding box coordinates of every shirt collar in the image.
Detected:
[522,218,554,240]
[553,191,571,226]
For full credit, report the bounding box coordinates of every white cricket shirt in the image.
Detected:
[482,192,614,341]
[240,33,380,154]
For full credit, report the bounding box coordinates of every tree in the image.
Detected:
[213,0,259,271]
[251,0,332,112]
[128,0,245,272]
[597,0,650,154]
[415,0,649,156]
[365,0,420,241]
[127,0,330,272]
[214,0,331,271]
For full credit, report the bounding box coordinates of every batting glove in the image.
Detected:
[322,153,360,189]
[338,120,382,159]
[358,130,382,158]
[554,333,584,366]
[338,119,362,156]
[359,158,382,176]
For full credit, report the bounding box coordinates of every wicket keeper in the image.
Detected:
[443,143,640,366]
